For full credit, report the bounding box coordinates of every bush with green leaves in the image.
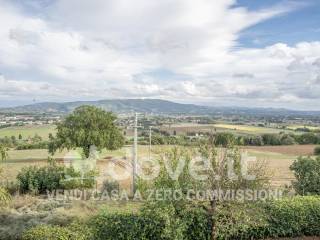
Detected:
[87,196,320,240]
[290,156,320,195]
[90,212,163,240]
[15,141,49,150]
[22,222,93,240]
[280,134,296,145]
[17,162,96,194]
[214,196,320,239]
[141,202,212,240]
[214,202,269,240]
[262,134,281,145]
[295,132,320,144]
[17,165,64,194]
[214,132,236,147]
[264,196,320,238]
[90,203,211,240]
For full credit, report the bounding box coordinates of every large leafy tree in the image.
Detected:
[49,105,124,158]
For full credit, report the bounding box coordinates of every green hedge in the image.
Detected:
[90,212,164,240]
[290,157,320,195]
[22,223,93,240]
[265,196,320,237]
[22,196,320,240]
[22,225,83,240]
[215,196,320,239]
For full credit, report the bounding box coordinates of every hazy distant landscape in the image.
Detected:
[2,99,320,116]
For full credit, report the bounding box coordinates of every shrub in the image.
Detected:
[22,225,76,240]
[262,134,281,145]
[89,200,211,240]
[214,196,320,239]
[17,163,96,194]
[280,134,296,145]
[214,202,268,240]
[88,196,320,240]
[22,222,93,240]
[90,212,164,240]
[250,136,264,146]
[296,132,320,144]
[264,196,320,237]
[214,133,235,147]
[15,141,49,150]
[17,165,65,194]
[314,146,320,155]
[290,156,320,195]
[142,201,210,240]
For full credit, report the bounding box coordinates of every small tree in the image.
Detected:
[290,156,320,195]
[49,106,124,158]
[262,134,281,145]
[199,136,268,239]
[214,132,235,147]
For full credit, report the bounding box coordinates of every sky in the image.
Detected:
[0,0,320,110]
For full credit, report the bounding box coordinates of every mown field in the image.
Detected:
[287,125,320,131]
[0,123,318,188]
[0,122,309,141]
[0,124,56,140]
[1,144,317,188]
[161,122,296,135]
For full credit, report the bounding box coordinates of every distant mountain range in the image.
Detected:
[1,99,320,116]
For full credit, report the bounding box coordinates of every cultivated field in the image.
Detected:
[287,125,320,131]
[160,123,295,136]
[1,144,317,188]
[0,124,56,140]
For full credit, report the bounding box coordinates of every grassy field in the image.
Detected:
[287,125,320,131]
[161,123,293,136]
[0,124,56,140]
[213,123,284,134]
[1,145,316,188]
[0,146,152,183]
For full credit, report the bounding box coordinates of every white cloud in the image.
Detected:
[0,0,319,109]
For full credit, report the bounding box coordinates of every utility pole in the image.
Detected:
[132,113,138,195]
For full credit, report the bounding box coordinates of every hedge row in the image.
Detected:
[22,196,320,240]
[22,222,93,240]
[214,196,320,239]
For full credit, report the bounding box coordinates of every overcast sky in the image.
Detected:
[0,0,320,110]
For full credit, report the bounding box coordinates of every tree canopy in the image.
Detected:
[49,105,124,158]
